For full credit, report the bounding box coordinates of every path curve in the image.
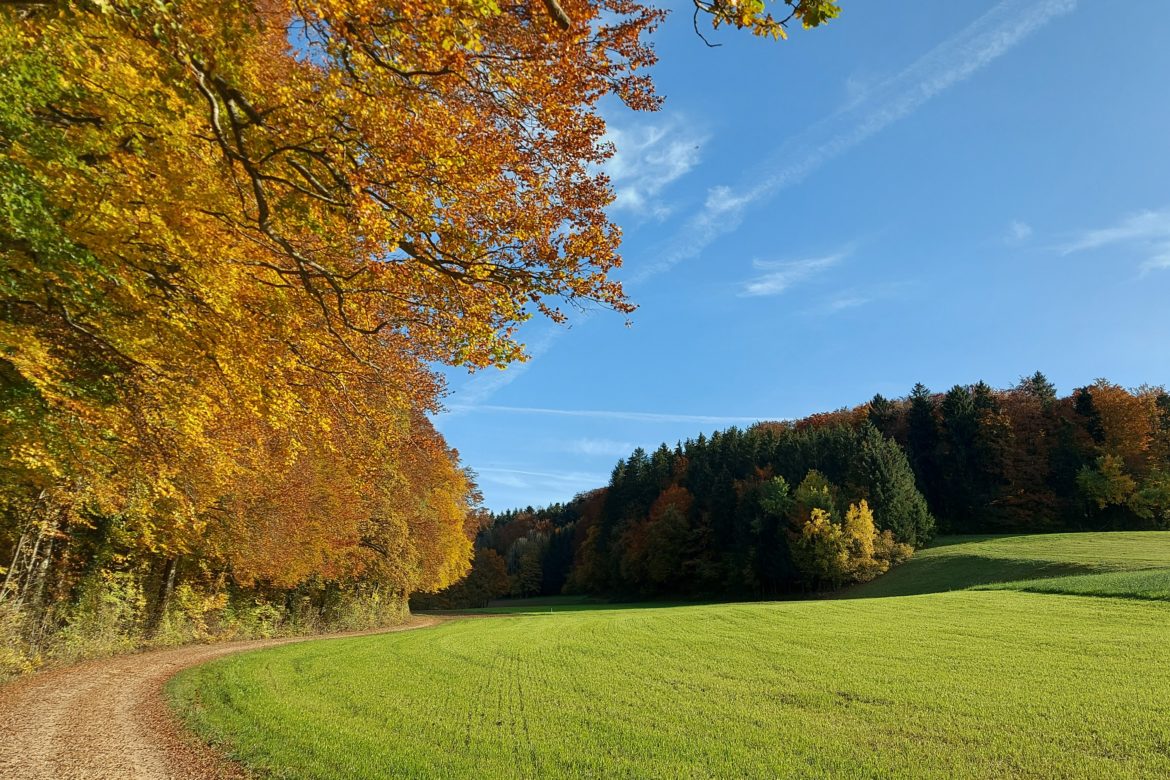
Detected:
[0,615,444,779]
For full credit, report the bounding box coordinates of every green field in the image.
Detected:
[169,533,1170,779]
[844,531,1170,598]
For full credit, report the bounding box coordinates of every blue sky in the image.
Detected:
[433,0,1170,511]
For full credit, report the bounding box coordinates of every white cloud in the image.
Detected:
[704,185,756,216]
[566,438,635,457]
[604,116,707,219]
[740,253,846,297]
[631,0,1077,283]
[1060,207,1170,272]
[446,404,782,425]
[842,71,878,111]
[1007,220,1034,243]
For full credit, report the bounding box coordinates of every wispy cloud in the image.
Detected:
[445,0,1074,413]
[820,292,874,313]
[805,280,916,317]
[474,466,611,499]
[1007,220,1034,244]
[605,115,707,219]
[1060,207,1170,272]
[565,438,636,457]
[631,0,1077,283]
[740,252,846,297]
[703,185,756,217]
[446,404,782,425]
[441,326,565,418]
[476,466,609,486]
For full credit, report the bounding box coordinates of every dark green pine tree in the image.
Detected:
[855,424,936,546]
[1156,392,1170,456]
[971,381,997,412]
[1157,392,1170,431]
[868,393,898,438]
[939,385,979,530]
[1019,370,1058,406]
[905,382,943,517]
[968,380,1011,530]
[1073,386,1105,444]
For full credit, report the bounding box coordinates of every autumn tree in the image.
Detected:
[1088,380,1157,472]
[790,508,849,589]
[790,497,911,590]
[643,486,694,590]
[410,547,509,610]
[0,0,853,662]
[792,470,839,523]
[692,0,840,41]
[1077,454,1137,526]
[1130,472,1170,530]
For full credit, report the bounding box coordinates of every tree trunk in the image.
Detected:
[0,524,32,603]
[148,557,180,635]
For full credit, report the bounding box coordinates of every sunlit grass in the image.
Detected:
[985,568,1170,600]
[170,533,1170,780]
[845,531,1170,598]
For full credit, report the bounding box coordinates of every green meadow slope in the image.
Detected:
[169,533,1170,780]
[845,531,1170,599]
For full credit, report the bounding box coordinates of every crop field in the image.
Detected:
[169,534,1170,779]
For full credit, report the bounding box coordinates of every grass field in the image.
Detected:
[844,531,1170,598]
[169,533,1170,779]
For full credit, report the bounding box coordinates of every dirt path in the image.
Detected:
[0,615,444,779]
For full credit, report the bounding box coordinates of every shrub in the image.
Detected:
[0,602,38,681]
[50,571,146,664]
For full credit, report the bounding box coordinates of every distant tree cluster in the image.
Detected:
[424,422,931,605]
[424,373,1170,607]
[570,422,929,597]
[412,502,582,608]
[867,373,1170,533]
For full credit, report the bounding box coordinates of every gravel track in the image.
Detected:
[0,615,443,779]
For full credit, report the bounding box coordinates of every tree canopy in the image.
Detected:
[1,0,845,669]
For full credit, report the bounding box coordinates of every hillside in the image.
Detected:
[845,532,1170,599]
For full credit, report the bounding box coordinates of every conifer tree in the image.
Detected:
[856,425,935,545]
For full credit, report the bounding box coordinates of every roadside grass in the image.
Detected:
[170,532,1170,779]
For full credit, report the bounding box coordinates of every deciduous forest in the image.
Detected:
[2,0,845,676]
[419,375,1170,607]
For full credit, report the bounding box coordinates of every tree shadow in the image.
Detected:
[839,554,1107,599]
[421,594,705,616]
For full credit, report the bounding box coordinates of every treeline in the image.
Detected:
[427,374,1170,607]
[869,373,1170,532]
[419,422,931,605]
